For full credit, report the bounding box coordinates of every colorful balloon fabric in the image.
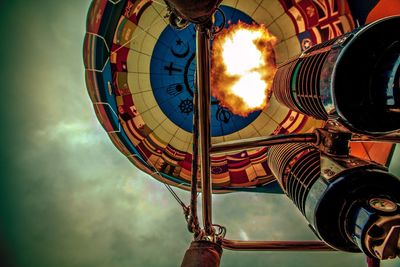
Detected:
[84,0,358,193]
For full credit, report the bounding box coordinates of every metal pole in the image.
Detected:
[210,133,317,155]
[350,135,400,143]
[188,78,200,234]
[366,256,380,267]
[196,23,214,237]
[221,239,335,251]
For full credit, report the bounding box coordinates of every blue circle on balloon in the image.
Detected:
[150,5,261,137]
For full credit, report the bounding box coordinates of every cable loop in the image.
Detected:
[211,7,226,38]
[213,224,227,243]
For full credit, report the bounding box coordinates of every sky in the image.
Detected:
[0,1,399,267]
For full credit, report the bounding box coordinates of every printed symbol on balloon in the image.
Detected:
[164,62,182,75]
[301,38,312,50]
[179,98,193,114]
[216,106,231,123]
[167,83,184,96]
[171,39,190,58]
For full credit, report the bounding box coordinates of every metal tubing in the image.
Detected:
[188,80,200,234]
[196,24,214,236]
[221,239,335,251]
[210,133,317,155]
[350,135,400,143]
[366,256,380,267]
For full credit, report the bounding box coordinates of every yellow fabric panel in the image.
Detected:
[236,0,259,17]
[175,127,192,143]
[153,126,174,147]
[169,135,191,153]
[274,41,289,64]
[275,13,297,41]
[251,5,274,26]
[237,123,260,139]
[137,53,151,73]
[141,33,157,56]
[161,118,180,136]
[267,22,284,43]
[151,1,168,15]
[147,14,168,37]
[148,106,168,126]
[251,112,275,134]
[266,96,290,123]
[129,26,147,51]
[222,131,242,142]
[127,51,140,73]
[285,36,301,59]
[137,5,159,29]
[260,0,285,20]
[140,91,157,111]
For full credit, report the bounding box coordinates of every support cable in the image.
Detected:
[187,83,201,235]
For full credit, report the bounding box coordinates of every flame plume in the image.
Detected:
[211,22,277,116]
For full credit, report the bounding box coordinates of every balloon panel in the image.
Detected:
[150,6,261,137]
[84,0,390,193]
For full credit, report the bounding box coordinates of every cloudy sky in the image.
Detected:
[0,1,399,267]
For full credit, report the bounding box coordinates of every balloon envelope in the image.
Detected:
[83,0,393,193]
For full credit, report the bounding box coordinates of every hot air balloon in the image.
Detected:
[83,0,356,192]
[83,1,400,266]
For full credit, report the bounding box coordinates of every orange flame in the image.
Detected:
[211,22,277,116]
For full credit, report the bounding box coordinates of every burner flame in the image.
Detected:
[211,22,277,116]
